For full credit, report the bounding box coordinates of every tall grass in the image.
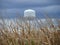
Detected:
[0,16,60,45]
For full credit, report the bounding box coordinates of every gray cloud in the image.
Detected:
[1,0,60,9]
[1,5,60,18]
[0,0,60,18]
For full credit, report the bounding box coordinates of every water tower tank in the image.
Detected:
[24,9,36,19]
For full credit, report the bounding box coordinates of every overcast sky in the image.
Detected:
[0,0,60,18]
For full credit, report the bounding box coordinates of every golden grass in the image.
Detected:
[0,19,60,45]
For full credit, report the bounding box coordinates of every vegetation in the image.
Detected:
[0,15,60,45]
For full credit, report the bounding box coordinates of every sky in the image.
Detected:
[0,0,60,19]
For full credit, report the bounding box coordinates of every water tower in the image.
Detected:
[24,9,37,25]
[24,9,38,31]
[24,9,36,20]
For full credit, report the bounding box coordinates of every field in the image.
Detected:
[0,18,60,45]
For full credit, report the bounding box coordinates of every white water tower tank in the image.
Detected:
[24,9,36,19]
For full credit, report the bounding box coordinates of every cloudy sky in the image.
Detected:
[0,0,60,18]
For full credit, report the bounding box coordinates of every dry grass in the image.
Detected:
[0,18,60,45]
